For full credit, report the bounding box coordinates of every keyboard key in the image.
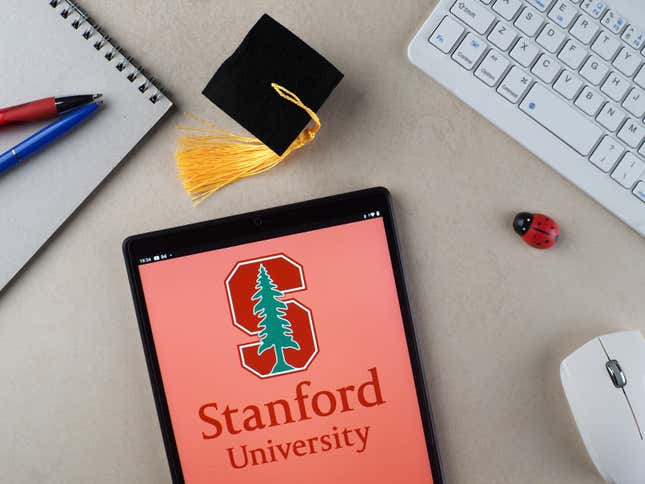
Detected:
[548,1,577,29]
[601,10,627,35]
[601,72,630,101]
[493,0,522,21]
[488,21,518,51]
[554,70,583,99]
[590,136,624,171]
[537,23,566,52]
[429,17,465,53]
[580,0,607,19]
[570,14,599,44]
[510,37,540,66]
[475,50,510,86]
[635,66,645,90]
[558,39,587,69]
[612,47,642,77]
[622,26,645,51]
[520,83,603,155]
[617,119,645,148]
[452,33,487,69]
[612,152,645,188]
[514,6,543,37]
[576,86,606,116]
[633,181,645,203]
[451,0,496,34]
[591,31,622,60]
[497,66,533,102]
[532,54,561,83]
[525,0,553,12]
[580,55,610,85]
[596,103,626,131]
[623,88,645,118]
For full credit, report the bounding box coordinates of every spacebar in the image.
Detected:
[520,84,603,156]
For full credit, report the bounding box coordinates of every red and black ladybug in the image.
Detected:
[513,212,560,249]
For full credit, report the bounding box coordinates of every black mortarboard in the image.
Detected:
[202,14,343,156]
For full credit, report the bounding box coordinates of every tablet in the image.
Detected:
[123,187,444,484]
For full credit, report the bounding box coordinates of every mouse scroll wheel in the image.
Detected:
[606,359,627,389]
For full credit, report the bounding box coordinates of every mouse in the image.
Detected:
[561,331,645,484]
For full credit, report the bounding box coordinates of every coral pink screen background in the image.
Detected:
[138,218,433,483]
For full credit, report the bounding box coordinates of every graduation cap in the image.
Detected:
[177,14,343,204]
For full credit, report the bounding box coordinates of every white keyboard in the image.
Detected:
[409,0,645,237]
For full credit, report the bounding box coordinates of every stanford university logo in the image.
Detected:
[225,255,318,378]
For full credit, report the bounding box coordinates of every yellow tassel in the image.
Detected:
[176,83,321,204]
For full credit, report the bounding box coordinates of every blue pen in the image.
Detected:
[0,99,103,176]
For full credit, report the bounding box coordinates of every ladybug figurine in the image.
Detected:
[513,212,560,249]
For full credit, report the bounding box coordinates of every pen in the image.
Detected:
[0,94,102,127]
[0,100,103,176]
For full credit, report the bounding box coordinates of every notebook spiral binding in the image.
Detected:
[48,0,168,105]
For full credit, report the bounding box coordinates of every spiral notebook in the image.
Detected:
[0,0,173,291]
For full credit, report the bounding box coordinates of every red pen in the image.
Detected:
[0,94,102,127]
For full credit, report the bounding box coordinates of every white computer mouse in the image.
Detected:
[561,331,645,484]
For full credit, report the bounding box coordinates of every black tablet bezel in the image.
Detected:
[123,187,445,484]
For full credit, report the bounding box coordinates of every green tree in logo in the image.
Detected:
[252,264,300,374]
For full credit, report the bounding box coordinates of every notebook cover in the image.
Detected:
[0,1,173,290]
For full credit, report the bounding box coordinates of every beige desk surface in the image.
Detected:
[1,1,644,483]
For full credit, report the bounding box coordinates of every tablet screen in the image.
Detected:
[137,216,434,483]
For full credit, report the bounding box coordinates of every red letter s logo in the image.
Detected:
[225,254,318,378]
